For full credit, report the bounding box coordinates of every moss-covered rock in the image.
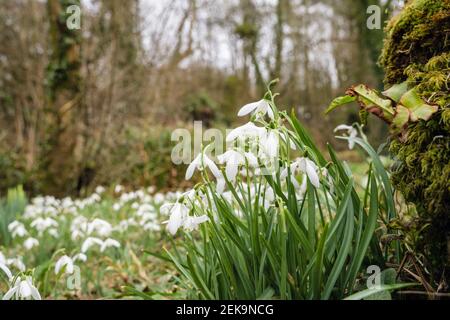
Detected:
[380,0,450,286]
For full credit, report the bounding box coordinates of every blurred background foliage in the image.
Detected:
[0,0,402,196]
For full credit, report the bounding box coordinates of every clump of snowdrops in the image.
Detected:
[0,186,181,299]
[162,83,401,300]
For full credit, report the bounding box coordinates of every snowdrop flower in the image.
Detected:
[131,202,140,210]
[185,151,221,180]
[30,217,58,234]
[217,150,258,181]
[334,124,358,150]
[154,193,165,204]
[23,237,39,250]
[8,221,28,238]
[2,276,41,300]
[55,255,75,275]
[238,99,274,120]
[183,215,209,232]
[48,228,59,238]
[87,219,112,237]
[7,257,26,272]
[81,237,103,253]
[95,186,105,194]
[100,238,121,252]
[114,185,123,194]
[0,262,12,281]
[226,122,266,143]
[282,157,320,188]
[73,253,87,262]
[162,202,190,235]
[259,130,280,160]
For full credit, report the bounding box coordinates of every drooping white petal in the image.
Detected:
[30,285,41,300]
[101,238,121,252]
[0,263,12,281]
[185,154,201,180]
[183,215,210,232]
[226,122,266,142]
[304,162,320,188]
[73,253,87,263]
[204,155,221,179]
[334,124,353,132]
[19,280,32,298]
[81,237,103,253]
[244,152,258,167]
[237,101,260,117]
[2,287,18,300]
[166,203,189,235]
[55,255,74,275]
[216,177,226,194]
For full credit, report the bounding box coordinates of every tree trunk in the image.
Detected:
[45,0,82,196]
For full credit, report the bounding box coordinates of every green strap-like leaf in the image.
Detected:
[325,95,356,114]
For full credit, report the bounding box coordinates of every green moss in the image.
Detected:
[381,0,450,284]
[379,0,450,86]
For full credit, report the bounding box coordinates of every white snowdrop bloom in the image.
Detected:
[183,215,210,232]
[2,276,41,300]
[87,219,112,237]
[162,202,190,235]
[112,203,121,211]
[226,122,266,142]
[61,197,74,209]
[0,253,12,280]
[48,228,59,238]
[136,204,155,216]
[55,255,75,275]
[281,157,320,189]
[73,253,87,262]
[185,152,221,181]
[131,202,140,210]
[180,189,197,202]
[238,99,274,120]
[81,237,103,253]
[23,238,39,250]
[100,238,121,252]
[114,185,123,194]
[334,124,358,150]
[147,186,156,194]
[8,221,28,238]
[30,217,58,234]
[154,193,165,204]
[7,258,26,272]
[0,262,12,281]
[143,222,161,232]
[259,130,280,160]
[218,150,258,182]
[95,186,105,194]
[71,229,84,241]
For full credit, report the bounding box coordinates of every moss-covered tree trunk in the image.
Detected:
[379,0,450,288]
[45,0,82,196]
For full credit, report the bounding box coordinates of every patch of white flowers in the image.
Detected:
[164,97,335,235]
[0,185,183,299]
